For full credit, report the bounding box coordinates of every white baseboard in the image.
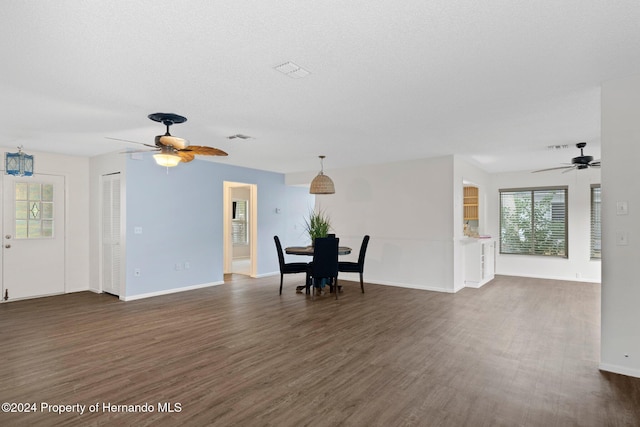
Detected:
[599,363,640,379]
[253,271,279,279]
[364,279,455,293]
[121,281,224,301]
[497,272,600,284]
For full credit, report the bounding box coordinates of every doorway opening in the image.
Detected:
[223,182,257,277]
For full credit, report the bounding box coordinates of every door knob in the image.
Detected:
[5,235,11,239]
[4,244,11,249]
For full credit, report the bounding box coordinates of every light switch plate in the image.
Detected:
[617,201,629,215]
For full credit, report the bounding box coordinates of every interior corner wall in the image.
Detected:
[453,157,491,291]
[300,156,456,292]
[600,74,640,378]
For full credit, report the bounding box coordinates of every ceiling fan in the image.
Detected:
[532,142,600,173]
[107,113,228,167]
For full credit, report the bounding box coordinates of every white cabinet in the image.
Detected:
[464,239,495,288]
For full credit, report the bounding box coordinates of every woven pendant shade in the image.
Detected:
[309,155,335,194]
[310,172,335,194]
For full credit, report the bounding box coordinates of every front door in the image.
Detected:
[2,174,65,301]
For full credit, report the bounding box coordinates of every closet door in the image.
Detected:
[101,173,121,296]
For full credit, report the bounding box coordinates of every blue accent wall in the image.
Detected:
[125,156,312,297]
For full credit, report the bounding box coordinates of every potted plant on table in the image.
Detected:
[304,209,332,246]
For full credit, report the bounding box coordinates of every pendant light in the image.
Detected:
[309,155,335,194]
[5,146,34,176]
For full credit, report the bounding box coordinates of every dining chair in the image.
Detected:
[308,236,339,299]
[274,235,310,295]
[338,235,369,293]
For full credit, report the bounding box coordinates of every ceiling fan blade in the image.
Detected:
[590,163,601,168]
[562,166,578,173]
[105,137,157,148]
[531,166,574,173]
[182,145,228,156]
[119,148,160,154]
[177,151,195,163]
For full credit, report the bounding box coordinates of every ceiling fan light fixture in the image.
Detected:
[153,152,181,167]
[310,155,335,194]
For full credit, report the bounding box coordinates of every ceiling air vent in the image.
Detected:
[274,61,310,79]
[227,134,252,140]
[547,144,570,151]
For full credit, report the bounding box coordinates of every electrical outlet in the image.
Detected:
[184,261,191,270]
[616,231,629,246]
[175,263,183,271]
[134,268,141,277]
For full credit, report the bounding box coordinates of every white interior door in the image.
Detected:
[2,174,65,301]
[101,173,121,296]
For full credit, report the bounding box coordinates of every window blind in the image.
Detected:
[500,187,568,257]
[232,200,248,244]
[590,185,601,259]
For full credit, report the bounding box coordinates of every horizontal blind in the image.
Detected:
[500,191,532,254]
[500,187,567,257]
[590,185,601,259]
[232,200,248,244]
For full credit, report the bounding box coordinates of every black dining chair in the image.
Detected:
[274,235,310,295]
[338,235,369,293]
[308,237,339,299]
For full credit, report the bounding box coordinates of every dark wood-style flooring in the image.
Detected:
[1,275,639,426]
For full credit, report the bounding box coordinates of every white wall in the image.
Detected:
[487,167,601,283]
[288,156,456,292]
[0,147,91,294]
[600,74,640,378]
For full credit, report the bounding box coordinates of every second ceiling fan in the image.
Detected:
[532,142,600,173]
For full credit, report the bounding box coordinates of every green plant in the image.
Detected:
[304,209,332,243]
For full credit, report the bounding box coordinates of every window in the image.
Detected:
[232,200,248,245]
[15,182,54,239]
[500,187,568,257]
[591,185,601,259]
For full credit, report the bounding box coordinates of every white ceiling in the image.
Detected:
[2,0,639,174]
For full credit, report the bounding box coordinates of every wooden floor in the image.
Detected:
[1,275,639,427]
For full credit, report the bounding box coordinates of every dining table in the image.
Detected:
[284,245,352,294]
[285,245,352,256]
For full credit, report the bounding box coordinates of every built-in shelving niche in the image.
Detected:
[463,185,479,236]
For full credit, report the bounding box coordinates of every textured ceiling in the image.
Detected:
[2,0,639,174]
